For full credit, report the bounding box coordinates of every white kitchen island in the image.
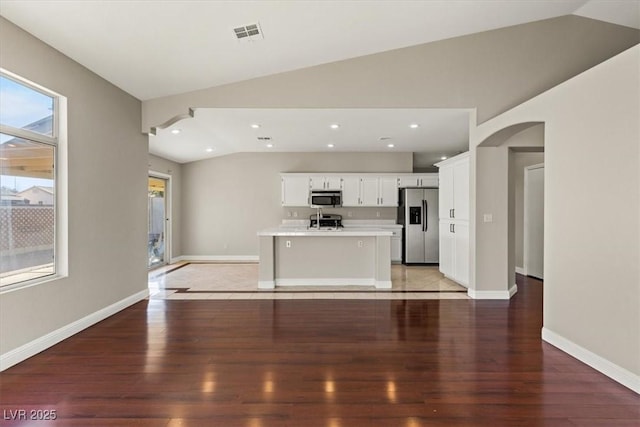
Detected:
[257,227,393,289]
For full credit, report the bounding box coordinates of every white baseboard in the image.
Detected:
[467,284,517,300]
[375,280,392,289]
[276,278,375,287]
[542,327,640,394]
[0,289,149,372]
[174,255,259,263]
[515,266,526,275]
[258,280,275,289]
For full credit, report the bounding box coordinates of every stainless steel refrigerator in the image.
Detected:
[398,188,439,264]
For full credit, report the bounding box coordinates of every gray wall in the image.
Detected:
[148,154,183,259]
[473,46,639,384]
[142,15,639,131]
[182,152,411,257]
[0,18,148,354]
[511,152,545,270]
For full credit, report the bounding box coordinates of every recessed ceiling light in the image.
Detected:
[327,144,335,148]
[250,124,260,129]
[206,148,214,153]
[330,124,340,129]
[171,129,181,135]
[409,124,419,129]
[266,143,274,148]
[441,156,447,160]
[387,144,395,148]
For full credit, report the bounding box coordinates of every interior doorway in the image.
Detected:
[524,164,544,280]
[148,174,170,269]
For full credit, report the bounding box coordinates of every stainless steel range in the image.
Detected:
[309,213,343,230]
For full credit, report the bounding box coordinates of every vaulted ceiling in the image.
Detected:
[1,1,637,101]
[1,1,638,165]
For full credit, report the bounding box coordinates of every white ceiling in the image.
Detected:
[2,0,637,164]
[2,0,637,101]
[151,108,471,164]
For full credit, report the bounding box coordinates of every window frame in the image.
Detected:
[0,69,67,293]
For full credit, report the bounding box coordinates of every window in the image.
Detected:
[0,71,64,290]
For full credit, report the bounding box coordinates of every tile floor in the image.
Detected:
[148,262,468,300]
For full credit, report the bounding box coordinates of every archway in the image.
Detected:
[471,122,544,298]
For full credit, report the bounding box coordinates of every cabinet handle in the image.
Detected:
[452,224,455,233]
[449,209,453,218]
[381,197,383,205]
[452,208,455,218]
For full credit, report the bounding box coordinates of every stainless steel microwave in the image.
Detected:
[310,190,342,207]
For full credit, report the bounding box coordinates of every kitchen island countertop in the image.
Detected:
[257,226,393,237]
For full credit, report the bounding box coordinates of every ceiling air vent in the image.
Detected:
[257,136,271,141]
[233,23,263,42]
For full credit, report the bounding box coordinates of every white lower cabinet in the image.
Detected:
[391,237,402,262]
[439,220,469,287]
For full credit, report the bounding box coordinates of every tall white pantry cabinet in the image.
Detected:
[436,152,470,287]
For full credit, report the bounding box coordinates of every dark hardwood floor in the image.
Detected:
[1,275,638,426]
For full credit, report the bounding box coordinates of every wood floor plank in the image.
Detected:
[0,275,638,426]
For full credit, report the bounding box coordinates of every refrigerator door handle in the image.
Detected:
[422,199,427,232]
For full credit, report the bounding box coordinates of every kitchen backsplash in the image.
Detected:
[282,207,397,221]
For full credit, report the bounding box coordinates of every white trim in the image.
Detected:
[467,284,517,300]
[148,171,172,267]
[0,289,149,372]
[523,163,544,280]
[258,280,275,289]
[434,151,470,168]
[515,266,526,275]
[375,280,392,289]
[276,278,375,286]
[542,327,640,394]
[176,255,259,263]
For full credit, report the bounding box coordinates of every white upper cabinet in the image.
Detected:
[282,173,420,208]
[310,175,342,190]
[281,175,310,206]
[341,176,361,206]
[342,176,398,207]
[437,154,469,220]
[360,177,379,206]
[398,173,438,188]
[439,166,454,219]
[378,176,399,207]
[453,160,470,221]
